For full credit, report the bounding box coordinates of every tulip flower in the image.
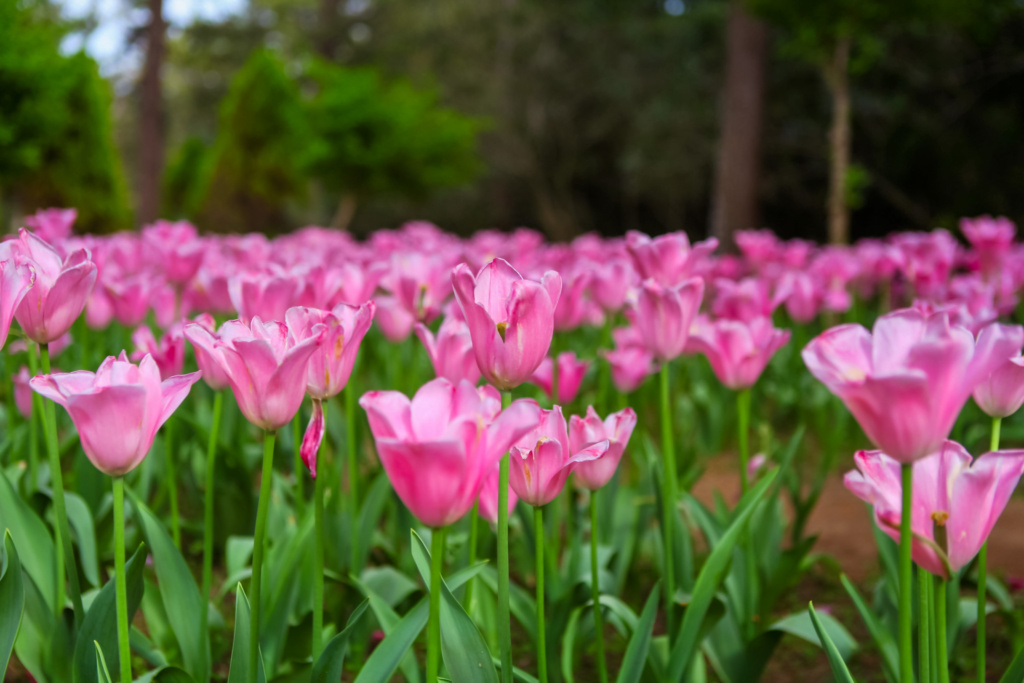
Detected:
[973,353,1024,419]
[452,258,561,391]
[477,464,518,525]
[686,315,791,391]
[386,251,455,323]
[531,352,590,405]
[105,273,163,327]
[569,406,637,491]
[590,256,638,313]
[802,308,1022,463]
[142,220,206,286]
[25,207,77,245]
[553,269,592,332]
[711,277,783,323]
[603,326,656,394]
[10,228,97,344]
[131,324,185,380]
[961,215,1015,278]
[631,277,705,362]
[415,317,481,386]
[228,268,304,323]
[844,442,1024,580]
[13,366,34,418]
[625,230,718,287]
[374,294,417,342]
[187,314,232,391]
[0,255,35,350]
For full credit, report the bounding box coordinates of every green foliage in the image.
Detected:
[163,136,213,219]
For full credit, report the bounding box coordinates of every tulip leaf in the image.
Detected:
[94,642,113,683]
[616,580,661,683]
[352,577,421,683]
[1000,644,1024,683]
[667,468,778,681]
[63,490,100,587]
[808,602,856,683]
[770,610,857,661]
[0,468,56,610]
[128,492,211,682]
[410,529,498,683]
[152,666,199,682]
[226,584,267,683]
[560,605,582,683]
[12,570,54,682]
[310,599,369,683]
[354,473,390,572]
[477,565,537,643]
[839,573,898,682]
[0,530,25,678]
[73,542,147,683]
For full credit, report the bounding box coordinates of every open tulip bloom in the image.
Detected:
[0,253,35,350]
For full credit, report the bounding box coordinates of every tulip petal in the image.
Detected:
[301,399,325,478]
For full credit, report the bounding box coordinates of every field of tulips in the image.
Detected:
[2,210,1024,683]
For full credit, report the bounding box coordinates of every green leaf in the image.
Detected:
[354,473,390,572]
[64,491,100,587]
[94,642,113,683]
[410,529,498,683]
[770,610,857,661]
[226,584,267,683]
[129,492,210,682]
[73,543,147,683]
[478,565,537,642]
[560,606,583,683]
[616,580,660,683]
[1000,643,1024,683]
[808,602,856,683]
[152,666,198,682]
[0,530,25,678]
[0,468,56,609]
[839,573,898,681]
[311,600,369,683]
[667,469,778,681]
[353,576,421,683]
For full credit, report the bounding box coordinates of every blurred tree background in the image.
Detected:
[3,0,1024,242]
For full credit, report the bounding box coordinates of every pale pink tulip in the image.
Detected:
[686,315,790,390]
[24,208,76,244]
[0,253,35,350]
[973,351,1024,419]
[961,215,1015,278]
[530,352,590,404]
[131,325,185,380]
[374,295,417,342]
[228,269,304,323]
[142,220,205,285]
[626,231,717,287]
[185,314,232,391]
[415,317,481,386]
[569,406,637,490]
[30,352,201,476]
[631,277,705,362]
[604,325,656,393]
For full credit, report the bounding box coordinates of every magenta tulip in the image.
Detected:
[359,378,541,527]
[30,352,201,476]
[228,269,303,323]
[569,406,637,490]
[183,316,326,431]
[508,405,609,507]
[604,325,656,393]
[0,253,34,350]
[131,324,185,380]
[631,277,705,362]
[961,215,1015,278]
[844,441,1024,579]
[803,308,1023,462]
[711,277,783,323]
[25,208,76,244]
[686,315,790,390]
[142,220,206,285]
[590,256,638,313]
[626,231,717,287]
[452,258,561,391]
[415,317,481,385]
[531,352,590,404]
[10,228,96,343]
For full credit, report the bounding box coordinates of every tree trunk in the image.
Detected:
[331,193,358,231]
[709,1,769,251]
[824,35,851,245]
[318,0,337,59]
[138,0,165,226]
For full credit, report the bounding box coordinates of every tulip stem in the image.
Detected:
[426,525,447,683]
[464,501,478,611]
[936,577,949,683]
[899,462,914,683]
[112,476,132,683]
[250,430,276,683]
[498,391,513,683]
[590,491,608,683]
[293,415,305,519]
[24,347,39,490]
[597,316,613,415]
[736,388,757,636]
[978,416,1001,682]
[200,391,223,652]
[165,417,181,549]
[659,363,677,637]
[737,389,751,494]
[919,568,932,683]
[535,505,548,683]
[345,386,359,573]
[313,450,325,662]
[38,343,84,626]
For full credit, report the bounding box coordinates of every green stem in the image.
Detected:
[936,576,949,683]
[250,430,276,683]
[597,316,613,414]
[345,386,359,573]
[737,388,757,636]
[498,391,513,683]
[978,416,1001,682]
[25,348,39,490]
[293,415,305,520]
[737,389,751,494]
[464,501,478,612]
[899,463,914,683]
[919,568,932,683]
[165,417,181,549]
[535,505,548,683]
[200,391,223,651]
[659,364,677,637]
[426,525,447,683]
[113,476,132,683]
[39,343,83,625]
[590,491,608,683]
[313,449,325,662]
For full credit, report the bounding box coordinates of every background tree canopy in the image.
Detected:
[4,0,1024,241]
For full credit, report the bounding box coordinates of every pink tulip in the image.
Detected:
[569,406,637,490]
[228,269,304,323]
[630,277,705,362]
[386,252,455,323]
[0,254,35,350]
[105,273,161,327]
[142,220,206,285]
[477,465,518,525]
[686,315,790,390]
[508,406,609,507]
[13,366,33,418]
[131,325,185,380]
[452,258,561,391]
[530,352,590,404]
[973,351,1024,418]
[325,260,388,307]
[553,269,592,332]
[10,228,96,344]
[374,295,417,342]
[415,317,481,386]
[604,325,656,393]
[961,215,1015,278]
[8,332,72,358]
[844,442,1024,579]
[30,352,201,476]
[590,256,638,313]
[25,208,76,245]
[802,308,1023,462]
[286,302,376,476]
[711,277,783,323]
[183,316,326,431]
[185,314,232,391]
[776,271,819,324]
[359,378,541,527]
[626,231,718,287]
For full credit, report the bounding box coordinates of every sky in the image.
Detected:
[57,0,246,75]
